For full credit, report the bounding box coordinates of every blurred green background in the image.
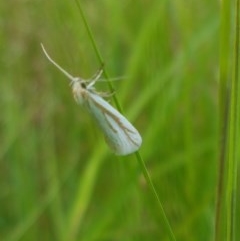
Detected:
[0,0,220,240]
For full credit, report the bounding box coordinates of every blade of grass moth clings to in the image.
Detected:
[41,43,142,155]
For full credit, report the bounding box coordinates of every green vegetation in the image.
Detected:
[0,0,239,240]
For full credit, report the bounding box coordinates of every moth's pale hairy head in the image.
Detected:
[71,81,89,104]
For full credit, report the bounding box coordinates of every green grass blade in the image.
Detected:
[216,0,240,240]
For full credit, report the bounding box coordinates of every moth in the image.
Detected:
[41,44,142,155]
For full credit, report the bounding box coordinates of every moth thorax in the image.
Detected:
[72,81,87,105]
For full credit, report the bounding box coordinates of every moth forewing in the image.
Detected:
[83,92,142,155]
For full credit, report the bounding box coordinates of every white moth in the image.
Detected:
[41,44,142,155]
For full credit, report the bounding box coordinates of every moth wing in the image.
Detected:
[85,93,142,155]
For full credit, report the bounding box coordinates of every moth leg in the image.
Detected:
[87,63,104,88]
[96,90,116,98]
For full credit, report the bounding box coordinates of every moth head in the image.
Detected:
[70,77,83,87]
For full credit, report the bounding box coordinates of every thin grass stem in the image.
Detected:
[74,1,176,240]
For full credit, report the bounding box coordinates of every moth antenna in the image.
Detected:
[41,43,76,83]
